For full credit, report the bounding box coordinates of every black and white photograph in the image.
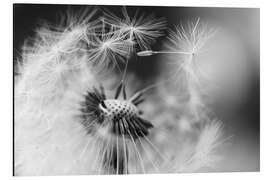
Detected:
[13,3,259,176]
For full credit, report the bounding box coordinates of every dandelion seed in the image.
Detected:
[137,18,215,58]
[154,18,218,122]
[103,7,166,50]
[86,26,133,71]
[178,120,225,172]
[32,8,99,57]
[166,18,216,56]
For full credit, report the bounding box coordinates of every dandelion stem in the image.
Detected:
[114,82,123,99]
[122,58,129,82]
[115,51,131,99]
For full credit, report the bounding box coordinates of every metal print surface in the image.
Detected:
[13,4,260,175]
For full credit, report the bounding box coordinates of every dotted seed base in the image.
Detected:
[102,99,139,121]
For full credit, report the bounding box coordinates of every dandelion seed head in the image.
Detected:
[15,7,228,175]
[100,99,139,119]
[80,86,153,139]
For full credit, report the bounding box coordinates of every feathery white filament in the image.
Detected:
[86,27,132,71]
[15,8,103,175]
[178,121,224,172]
[167,18,216,55]
[103,7,167,50]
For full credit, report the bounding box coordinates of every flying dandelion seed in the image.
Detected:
[136,18,215,57]
[166,18,217,56]
[150,18,218,123]
[14,6,228,176]
[103,7,167,50]
[85,26,133,71]
[175,120,224,172]
[136,19,216,124]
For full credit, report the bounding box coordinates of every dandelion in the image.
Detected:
[15,7,227,176]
